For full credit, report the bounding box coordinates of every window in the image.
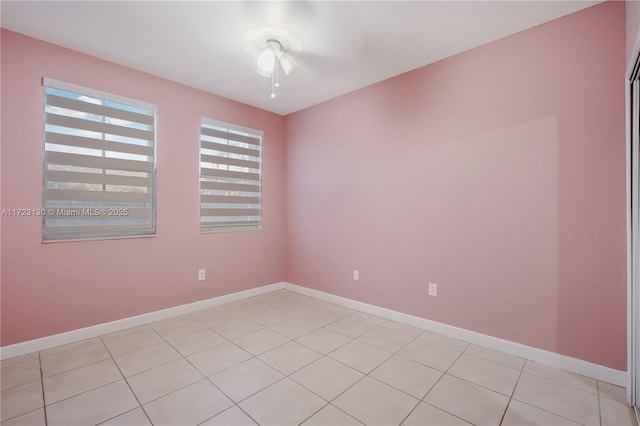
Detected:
[200,118,262,232]
[42,79,157,241]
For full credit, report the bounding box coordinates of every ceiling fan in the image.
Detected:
[243,27,303,99]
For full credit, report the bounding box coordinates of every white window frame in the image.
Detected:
[42,78,158,243]
[199,118,263,233]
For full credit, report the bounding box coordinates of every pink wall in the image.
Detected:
[285,2,627,369]
[0,30,286,346]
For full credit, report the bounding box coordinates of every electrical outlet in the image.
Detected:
[198,269,206,281]
[353,270,359,281]
[428,282,438,296]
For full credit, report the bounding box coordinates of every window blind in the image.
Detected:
[200,118,262,232]
[43,78,157,241]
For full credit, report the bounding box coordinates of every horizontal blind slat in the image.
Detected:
[46,132,153,156]
[201,208,261,217]
[43,224,154,239]
[46,94,154,125]
[200,168,260,181]
[201,221,259,230]
[200,127,261,146]
[200,195,260,204]
[45,151,153,172]
[46,113,153,141]
[200,181,260,192]
[45,188,152,203]
[200,140,260,157]
[200,154,260,170]
[46,170,152,187]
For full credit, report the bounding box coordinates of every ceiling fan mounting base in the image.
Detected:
[243,27,303,58]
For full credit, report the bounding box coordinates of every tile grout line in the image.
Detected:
[0,354,38,369]
[264,312,381,424]
[39,373,128,415]
[392,332,432,426]
[506,397,590,426]
[295,325,358,353]
[293,328,425,425]
[177,333,259,423]
[201,364,270,426]
[597,380,603,426]
[461,345,525,372]
[302,403,364,426]
[153,323,211,343]
[388,394,421,426]
[0,377,44,393]
[125,345,245,407]
[196,403,259,426]
[445,359,522,399]
[40,351,48,426]
[94,407,141,426]
[294,399,330,425]
[1,356,50,423]
[408,339,516,425]
[39,356,112,382]
[405,340,470,424]
[287,332,421,424]
[522,369,601,395]
[509,364,591,426]
[100,326,165,358]
[196,299,347,424]
[361,326,425,408]
[38,348,125,407]
[38,338,101,361]
[497,350,526,425]
[99,334,154,426]
[517,367,601,397]
[178,325,294,425]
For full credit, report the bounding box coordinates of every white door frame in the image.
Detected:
[627,39,640,418]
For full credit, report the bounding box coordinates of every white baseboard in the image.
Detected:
[1,280,627,387]
[283,282,628,387]
[0,282,287,360]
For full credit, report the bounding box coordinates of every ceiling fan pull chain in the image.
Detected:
[270,64,276,99]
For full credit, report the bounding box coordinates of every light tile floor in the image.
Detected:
[1,289,638,426]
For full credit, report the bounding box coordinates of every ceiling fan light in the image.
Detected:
[256,66,272,78]
[256,48,275,77]
[279,53,298,75]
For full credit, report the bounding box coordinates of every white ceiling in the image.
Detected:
[1,1,602,116]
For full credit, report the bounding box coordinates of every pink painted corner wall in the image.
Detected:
[285,2,627,369]
[0,30,286,346]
